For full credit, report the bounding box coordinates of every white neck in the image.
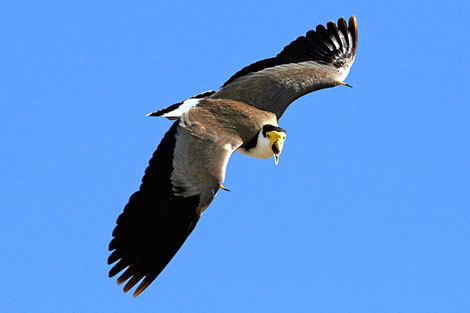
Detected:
[236,131,273,159]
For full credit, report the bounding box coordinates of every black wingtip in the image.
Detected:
[109,259,127,278]
[133,274,158,297]
[222,16,358,87]
[123,273,145,293]
[108,121,203,297]
[348,16,358,57]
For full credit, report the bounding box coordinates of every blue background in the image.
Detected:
[1,1,469,312]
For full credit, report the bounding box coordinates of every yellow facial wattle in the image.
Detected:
[266,130,286,165]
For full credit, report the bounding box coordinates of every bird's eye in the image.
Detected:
[267,134,270,138]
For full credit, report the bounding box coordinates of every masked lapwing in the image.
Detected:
[109,16,358,297]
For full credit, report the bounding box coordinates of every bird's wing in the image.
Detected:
[108,118,242,297]
[212,16,358,119]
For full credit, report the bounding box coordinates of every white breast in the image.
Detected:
[236,131,272,159]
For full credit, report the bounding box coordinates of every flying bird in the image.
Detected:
[109,16,358,297]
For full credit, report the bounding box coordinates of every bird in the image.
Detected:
[108,16,358,297]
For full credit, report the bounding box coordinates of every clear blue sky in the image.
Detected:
[1,1,469,312]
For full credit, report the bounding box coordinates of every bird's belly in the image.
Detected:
[236,145,272,159]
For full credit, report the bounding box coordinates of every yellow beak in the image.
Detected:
[273,141,281,165]
[266,130,285,165]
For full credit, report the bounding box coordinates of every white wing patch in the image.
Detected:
[218,143,234,183]
[162,98,201,120]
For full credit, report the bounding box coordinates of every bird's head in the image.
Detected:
[262,125,286,165]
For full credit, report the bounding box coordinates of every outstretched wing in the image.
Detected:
[108,118,242,297]
[212,16,358,118]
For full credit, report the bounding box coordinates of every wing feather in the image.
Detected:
[109,119,242,296]
[213,16,358,118]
